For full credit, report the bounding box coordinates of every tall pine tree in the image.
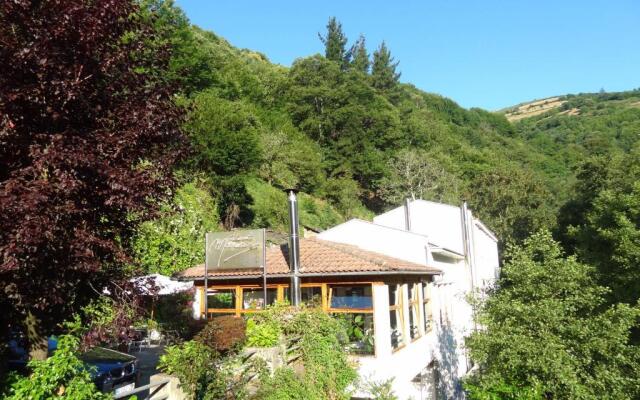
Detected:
[318,17,349,67]
[350,34,369,73]
[371,41,400,90]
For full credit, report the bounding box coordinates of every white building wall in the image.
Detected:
[319,219,432,266]
[374,200,465,255]
[471,221,500,289]
[354,283,437,400]
[320,200,499,400]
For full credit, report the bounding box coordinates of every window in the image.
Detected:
[409,283,421,340]
[389,284,404,350]
[422,282,433,331]
[328,284,372,309]
[206,289,236,317]
[333,313,374,355]
[300,286,322,307]
[328,284,374,355]
[242,288,277,310]
[204,285,288,316]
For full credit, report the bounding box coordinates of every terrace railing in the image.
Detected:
[113,378,170,400]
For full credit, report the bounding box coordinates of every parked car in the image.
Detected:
[80,346,140,395]
[7,334,139,396]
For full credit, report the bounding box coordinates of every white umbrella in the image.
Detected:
[130,273,193,296]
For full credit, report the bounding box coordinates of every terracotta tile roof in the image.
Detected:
[174,238,440,280]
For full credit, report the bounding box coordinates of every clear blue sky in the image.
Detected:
[175,0,639,110]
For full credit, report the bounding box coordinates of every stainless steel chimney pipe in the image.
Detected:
[286,189,301,306]
[404,198,412,231]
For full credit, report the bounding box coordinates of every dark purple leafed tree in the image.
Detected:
[0,0,185,359]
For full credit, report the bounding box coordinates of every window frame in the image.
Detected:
[241,287,279,311]
[325,283,375,356]
[409,283,422,341]
[388,284,405,351]
[203,284,289,317]
[201,282,376,317]
[326,283,374,313]
[422,281,434,332]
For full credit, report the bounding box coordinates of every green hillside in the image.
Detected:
[134,2,639,276]
[504,90,640,198]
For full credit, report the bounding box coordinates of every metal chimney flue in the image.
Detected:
[404,198,412,231]
[286,189,301,306]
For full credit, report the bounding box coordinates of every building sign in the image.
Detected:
[205,229,265,270]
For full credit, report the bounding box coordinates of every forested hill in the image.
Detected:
[504,90,640,198]
[134,3,639,277]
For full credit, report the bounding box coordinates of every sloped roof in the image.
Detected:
[174,238,440,281]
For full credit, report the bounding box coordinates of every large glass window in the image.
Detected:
[242,288,277,310]
[422,282,433,332]
[207,289,235,309]
[328,284,372,309]
[205,285,288,316]
[333,313,374,355]
[328,284,374,355]
[301,286,322,307]
[389,284,404,350]
[409,284,421,340]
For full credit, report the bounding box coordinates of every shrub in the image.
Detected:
[255,367,316,400]
[245,318,281,348]
[5,335,110,400]
[159,340,226,400]
[155,290,196,338]
[159,339,258,400]
[254,306,357,400]
[195,315,246,353]
[363,378,398,400]
[465,377,544,400]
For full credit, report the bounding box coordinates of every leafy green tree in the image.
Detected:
[350,34,370,74]
[555,156,611,251]
[466,165,555,244]
[185,91,262,176]
[378,148,461,205]
[140,0,217,95]
[258,125,324,193]
[132,180,219,276]
[320,174,373,219]
[318,17,349,67]
[466,231,640,399]
[371,41,401,90]
[562,149,640,306]
[287,56,401,198]
[217,175,255,229]
[244,178,289,231]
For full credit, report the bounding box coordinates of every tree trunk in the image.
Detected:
[25,311,48,361]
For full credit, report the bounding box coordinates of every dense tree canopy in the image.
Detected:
[0,0,184,357]
[132,180,219,276]
[557,148,640,306]
[135,11,570,245]
[466,232,640,399]
[378,148,460,204]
